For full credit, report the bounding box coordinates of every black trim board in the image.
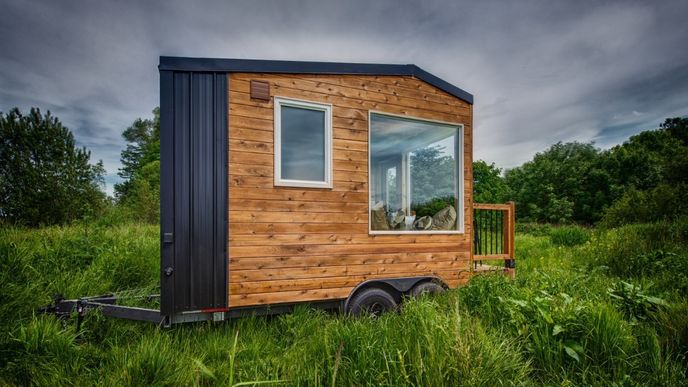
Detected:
[159,56,473,104]
[159,71,228,315]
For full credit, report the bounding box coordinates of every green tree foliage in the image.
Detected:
[115,108,160,223]
[409,145,456,216]
[505,142,607,224]
[661,117,688,146]
[472,160,509,203]
[601,126,684,193]
[0,108,105,226]
[596,118,688,226]
[410,145,455,205]
[661,118,688,185]
[119,161,160,223]
[601,184,687,228]
[502,117,687,225]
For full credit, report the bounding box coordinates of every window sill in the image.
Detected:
[368,230,465,235]
[274,180,332,189]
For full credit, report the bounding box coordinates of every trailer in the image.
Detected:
[42,57,515,326]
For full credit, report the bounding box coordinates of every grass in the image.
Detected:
[549,225,591,247]
[1,219,687,385]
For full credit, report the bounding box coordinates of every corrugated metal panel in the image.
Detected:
[160,71,227,315]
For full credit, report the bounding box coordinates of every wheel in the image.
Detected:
[347,287,397,317]
[409,281,445,298]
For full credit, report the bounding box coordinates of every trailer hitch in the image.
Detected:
[38,294,77,320]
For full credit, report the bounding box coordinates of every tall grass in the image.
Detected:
[549,225,591,247]
[1,219,687,385]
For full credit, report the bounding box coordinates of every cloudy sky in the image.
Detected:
[2,0,687,195]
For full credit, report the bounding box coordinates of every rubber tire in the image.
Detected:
[347,287,397,317]
[409,281,445,298]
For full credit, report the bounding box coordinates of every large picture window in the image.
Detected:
[274,97,332,188]
[369,112,463,233]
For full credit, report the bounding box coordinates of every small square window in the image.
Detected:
[274,97,332,188]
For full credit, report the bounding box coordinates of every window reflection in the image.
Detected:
[280,106,326,182]
[370,113,460,232]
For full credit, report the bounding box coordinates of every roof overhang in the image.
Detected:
[159,56,473,104]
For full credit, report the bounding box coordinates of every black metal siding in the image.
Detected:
[160,71,227,315]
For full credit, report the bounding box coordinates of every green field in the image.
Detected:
[1,220,687,386]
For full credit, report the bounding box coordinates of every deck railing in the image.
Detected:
[473,201,516,276]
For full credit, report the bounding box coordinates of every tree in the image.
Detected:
[410,145,455,205]
[503,117,688,225]
[601,129,676,192]
[596,117,688,226]
[661,117,688,146]
[600,183,687,228]
[114,107,160,200]
[657,117,687,185]
[505,142,606,224]
[0,108,106,226]
[115,108,160,222]
[472,160,509,203]
[119,160,160,223]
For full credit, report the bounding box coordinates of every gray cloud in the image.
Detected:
[1,0,687,194]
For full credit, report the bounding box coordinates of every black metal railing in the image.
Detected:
[472,202,516,275]
[473,207,506,256]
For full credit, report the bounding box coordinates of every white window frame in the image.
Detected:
[368,111,465,235]
[274,97,333,189]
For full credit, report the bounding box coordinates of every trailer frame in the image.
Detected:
[39,276,453,327]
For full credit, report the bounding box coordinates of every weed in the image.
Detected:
[607,281,667,322]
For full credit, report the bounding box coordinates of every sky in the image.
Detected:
[1,0,687,196]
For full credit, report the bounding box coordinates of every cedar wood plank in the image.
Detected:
[228,73,473,308]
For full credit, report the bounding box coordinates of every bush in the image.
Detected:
[549,226,591,247]
[601,184,688,228]
[607,281,668,322]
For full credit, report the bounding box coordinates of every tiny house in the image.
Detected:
[156,56,515,324]
[43,57,515,326]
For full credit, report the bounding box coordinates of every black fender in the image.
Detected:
[343,276,447,312]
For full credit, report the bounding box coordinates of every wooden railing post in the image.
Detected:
[506,201,516,278]
[502,206,509,256]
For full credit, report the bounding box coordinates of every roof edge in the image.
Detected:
[159,56,473,104]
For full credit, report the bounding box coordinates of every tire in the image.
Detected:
[409,281,445,298]
[347,287,397,317]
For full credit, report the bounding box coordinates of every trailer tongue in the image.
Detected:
[39,293,241,327]
[39,294,167,327]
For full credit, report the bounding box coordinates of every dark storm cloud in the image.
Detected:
[1,0,687,193]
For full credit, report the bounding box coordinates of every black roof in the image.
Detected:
[159,56,473,104]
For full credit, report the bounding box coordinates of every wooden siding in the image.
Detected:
[227,73,473,308]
